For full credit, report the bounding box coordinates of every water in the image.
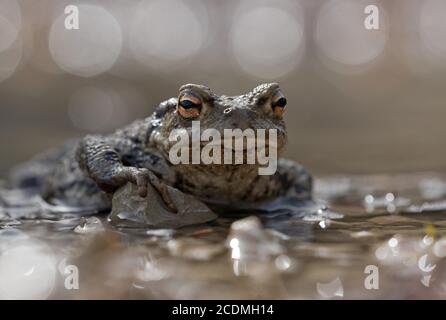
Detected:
[1,172,446,299]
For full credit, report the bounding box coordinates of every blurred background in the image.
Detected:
[1,0,446,176]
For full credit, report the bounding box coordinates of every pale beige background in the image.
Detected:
[1,0,446,176]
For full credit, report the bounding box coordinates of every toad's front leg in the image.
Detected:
[78,135,177,212]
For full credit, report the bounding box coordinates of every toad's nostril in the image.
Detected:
[223,107,232,114]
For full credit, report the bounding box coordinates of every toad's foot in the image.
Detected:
[122,167,178,213]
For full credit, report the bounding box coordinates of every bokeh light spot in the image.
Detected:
[0,35,22,83]
[314,0,388,74]
[230,5,304,79]
[49,4,123,77]
[0,0,22,32]
[129,0,206,71]
[0,15,18,52]
[420,0,446,60]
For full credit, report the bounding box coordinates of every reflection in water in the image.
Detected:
[0,230,57,299]
[1,173,446,299]
[316,277,344,299]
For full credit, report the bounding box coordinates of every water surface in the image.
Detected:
[1,173,446,299]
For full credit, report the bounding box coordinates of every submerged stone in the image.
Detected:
[109,182,217,228]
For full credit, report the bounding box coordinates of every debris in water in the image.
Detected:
[74,217,104,234]
[302,205,343,222]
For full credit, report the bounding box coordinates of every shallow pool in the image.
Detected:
[1,173,446,299]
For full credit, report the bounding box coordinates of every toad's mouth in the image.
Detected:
[200,140,274,152]
[198,134,285,151]
[167,122,286,154]
[165,128,284,175]
[165,137,285,156]
[167,138,280,174]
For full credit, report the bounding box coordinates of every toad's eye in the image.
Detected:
[177,95,202,118]
[271,94,287,117]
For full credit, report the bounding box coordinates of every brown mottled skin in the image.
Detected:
[9,83,312,212]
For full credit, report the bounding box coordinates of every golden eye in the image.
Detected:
[177,95,202,118]
[272,94,287,117]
